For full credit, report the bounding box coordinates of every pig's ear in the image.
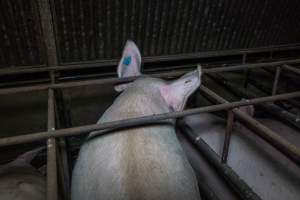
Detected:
[160,68,202,111]
[117,40,141,78]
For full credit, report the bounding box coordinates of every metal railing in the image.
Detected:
[0,57,300,200]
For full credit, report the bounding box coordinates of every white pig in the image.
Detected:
[71,40,201,200]
[0,147,46,200]
[183,108,300,200]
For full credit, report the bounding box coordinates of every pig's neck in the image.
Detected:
[99,89,170,123]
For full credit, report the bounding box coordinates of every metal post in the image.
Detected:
[47,88,58,200]
[179,122,262,200]
[221,110,234,163]
[199,86,300,165]
[272,66,281,95]
[55,88,71,200]
[50,70,71,200]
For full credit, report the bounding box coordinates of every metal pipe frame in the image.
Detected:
[1,58,300,96]
[38,0,59,198]
[1,43,300,76]
[199,86,300,165]
[178,122,262,200]
[0,26,299,199]
[1,88,300,147]
[209,74,300,131]
[246,77,300,109]
[0,58,299,200]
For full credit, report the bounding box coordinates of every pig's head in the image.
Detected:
[114,40,202,112]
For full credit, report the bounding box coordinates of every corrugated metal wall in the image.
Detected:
[0,0,45,68]
[1,0,300,68]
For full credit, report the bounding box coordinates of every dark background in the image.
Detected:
[1,0,300,68]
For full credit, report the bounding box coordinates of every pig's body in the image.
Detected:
[0,148,46,200]
[183,113,300,200]
[72,78,200,200]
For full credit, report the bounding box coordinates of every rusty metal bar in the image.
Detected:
[0,89,300,148]
[199,86,300,165]
[2,58,300,95]
[210,74,300,130]
[221,111,234,163]
[272,66,281,95]
[47,88,58,200]
[179,122,262,200]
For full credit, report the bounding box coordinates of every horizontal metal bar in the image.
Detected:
[199,86,300,165]
[1,58,300,95]
[247,78,300,109]
[1,44,300,76]
[210,74,300,130]
[0,88,299,147]
[179,123,262,200]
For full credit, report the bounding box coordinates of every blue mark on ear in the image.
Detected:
[123,56,131,66]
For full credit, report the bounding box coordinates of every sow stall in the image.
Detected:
[0,0,300,200]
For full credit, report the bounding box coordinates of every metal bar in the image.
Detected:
[50,70,71,200]
[247,78,300,109]
[1,43,300,76]
[283,64,300,75]
[37,0,58,67]
[47,88,58,200]
[272,66,281,95]
[221,110,234,163]
[178,122,262,200]
[210,74,300,130]
[38,0,59,197]
[0,89,300,147]
[2,58,300,95]
[264,68,300,87]
[199,86,300,165]
[54,88,71,200]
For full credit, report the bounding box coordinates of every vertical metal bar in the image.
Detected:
[37,0,58,67]
[37,0,60,198]
[221,110,234,163]
[272,66,281,95]
[242,53,251,88]
[47,88,58,200]
[55,88,71,200]
[51,69,71,200]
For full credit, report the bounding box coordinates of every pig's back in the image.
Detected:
[72,91,200,200]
